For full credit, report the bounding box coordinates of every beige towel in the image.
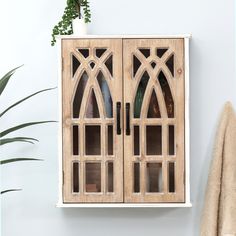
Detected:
[201,102,236,236]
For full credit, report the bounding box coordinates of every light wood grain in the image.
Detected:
[62,39,123,203]
[123,39,185,203]
[60,37,187,204]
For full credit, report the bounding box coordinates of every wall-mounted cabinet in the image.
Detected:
[57,35,191,207]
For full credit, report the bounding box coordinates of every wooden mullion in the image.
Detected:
[101,123,106,193]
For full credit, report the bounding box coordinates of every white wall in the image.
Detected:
[1,0,235,235]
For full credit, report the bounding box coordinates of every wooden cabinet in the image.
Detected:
[57,35,191,207]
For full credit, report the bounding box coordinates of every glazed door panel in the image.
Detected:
[62,39,123,203]
[123,39,185,202]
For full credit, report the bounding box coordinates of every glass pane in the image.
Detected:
[147,89,161,118]
[138,48,150,58]
[168,125,175,155]
[150,61,156,69]
[133,55,142,77]
[107,162,114,192]
[96,48,107,58]
[166,54,174,77]
[97,71,113,118]
[105,55,113,76]
[133,126,140,155]
[156,48,168,58]
[77,48,89,58]
[72,125,79,155]
[72,54,81,77]
[158,71,174,118]
[134,71,150,118]
[85,163,101,192]
[73,71,88,118]
[168,162,175,192]
[85,89,100,118]
[89,61,95,69]
[134,162,140,193]
[146,163,162,192]
[107,125,113,155]
[146,126,162,155]
[73,162,79,193]
[85,126,101,155]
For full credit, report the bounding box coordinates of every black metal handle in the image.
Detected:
[126,103,130,135]
[116,102,121,135]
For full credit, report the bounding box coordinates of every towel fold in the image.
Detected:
[201,102,236,236]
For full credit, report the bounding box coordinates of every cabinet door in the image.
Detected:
[123,39,185,203]
[62,39,123,203]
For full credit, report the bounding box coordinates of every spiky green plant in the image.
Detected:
[51,0,91,46]
[0,66,56,194]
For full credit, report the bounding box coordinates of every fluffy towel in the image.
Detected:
[201,102,236,236]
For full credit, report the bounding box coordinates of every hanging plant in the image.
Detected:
[51,0,91,46]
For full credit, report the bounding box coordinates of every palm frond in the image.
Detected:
[1,189,22,194]
[0,121,56,138]
[0,65,23,96]
[0,158,42,165]
[0,137,38,146]
[0,87,56,118]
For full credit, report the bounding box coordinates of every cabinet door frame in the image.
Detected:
[123,38,185,203]
[61,38,123,203]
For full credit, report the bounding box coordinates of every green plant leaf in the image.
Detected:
[0,158,43,165]
[1,189,22,194]
[0,65,23,96]
[0,137,38,146]
[51,0,90,46]
[0,87,56,118]
[0,121,56,138]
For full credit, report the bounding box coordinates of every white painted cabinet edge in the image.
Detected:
[56,202,192,208]
[56,34,192,39]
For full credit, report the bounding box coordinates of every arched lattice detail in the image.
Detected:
[74,47,113,80]
[132,47,175,81]
[140,81,167,119]
[132,47,175,119]
[72,46,116,120]
[72,71,89,118]
[157,70,174,118]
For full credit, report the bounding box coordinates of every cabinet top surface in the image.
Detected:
[57,34,192,39]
